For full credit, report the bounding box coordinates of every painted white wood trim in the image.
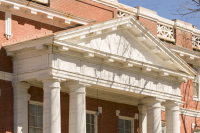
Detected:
[29,100,43,105]
[118,115,135,133]
[86,110,98,133]
[0,71,13,81]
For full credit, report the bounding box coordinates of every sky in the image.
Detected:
[118,0,200,29]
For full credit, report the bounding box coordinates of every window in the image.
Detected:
[162,123,166,133]
[118,116,134,133]
[86,111,98,133]
[194,129,200,133]
[193,67,199,100]
[29,102,43,133]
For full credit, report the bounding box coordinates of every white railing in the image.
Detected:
[157,24,175,42]
[192,35,200,50]
[117,11,128,17]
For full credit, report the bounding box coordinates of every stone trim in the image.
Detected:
[0,71,13,81]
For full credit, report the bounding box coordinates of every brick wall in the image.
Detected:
[28,87,139,133]
[0,80,13,133]
[137,16,157,36]
[50,0,117,22]
[175,29,193,49]
[11,15,63,40]
[0,11,12,73]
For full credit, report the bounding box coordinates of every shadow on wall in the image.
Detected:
[0,47,12,73]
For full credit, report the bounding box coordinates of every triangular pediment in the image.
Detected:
[71,30,175,70]
[55,16,196,78]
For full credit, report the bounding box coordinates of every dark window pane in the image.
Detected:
[91,114,94,124]
[29,104,37,115]
[125,130,131,133]
[125,120,131,130]
[86,114,90,123]
[29,127,35,133]
[119,119,124,129]
[36,128,43,133]
[86,124,90,133]
[91,125,94,133]
[29,116,36,127]
[119,129,124,133]
[37,105,43,116]
[37,116,43,128]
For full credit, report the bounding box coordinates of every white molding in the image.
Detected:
[118,115,135,133]
[53,16,196,79]
[4,11,12,40]
[29,100,43,105]
[98,107,102,114]
[0,0,93,29]
[116,110,120,116]
[168,45,200,66]
[86,110,98,133]
[180,108,200,118]
[162,106,200,118]
[0,71,13,81]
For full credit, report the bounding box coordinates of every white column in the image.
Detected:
[138,104,147,133]
[67,81,88,133]
[143,97,162,133]
[42,78,61,133]
[12,81,30,133]
[164,101,180,133]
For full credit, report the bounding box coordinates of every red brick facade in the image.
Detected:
[0,80,13,133]
[0,0,198,133]
[50,0,118,21]
[137,16,157,36]
[28,87,139,133]
[175,29,193,49]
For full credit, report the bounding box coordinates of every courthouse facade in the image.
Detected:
[0,0,200,133]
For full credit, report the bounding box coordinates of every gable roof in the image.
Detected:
[2,16,197,80]
[54,15,197,78]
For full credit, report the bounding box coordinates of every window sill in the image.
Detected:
[193,97,199,101]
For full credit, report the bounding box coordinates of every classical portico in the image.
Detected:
[3,16,196,133]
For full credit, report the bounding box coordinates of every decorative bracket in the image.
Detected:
[4,12,12,40]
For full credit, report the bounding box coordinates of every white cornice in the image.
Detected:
[161,106,200,118]
[0,0,94,28]
[0,71,13,81]
[168,45,200,66]
[3,16,196,79]
[53,40,193,80]
[54,16,196,78]
[180,108,200,118]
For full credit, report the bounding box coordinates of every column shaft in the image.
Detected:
[43,79,61,133]
[165,102,180,133]
[68,81,87,133]
[138,104,147,133]
[13,82,30,133]
[144,98,162,133]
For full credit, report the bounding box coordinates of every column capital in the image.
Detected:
[64,80,91,93]
[12,81,30,93]
[163,100,183,111]
[138,104,147,111]
[142,97,164,107]
[41,78,62,90]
